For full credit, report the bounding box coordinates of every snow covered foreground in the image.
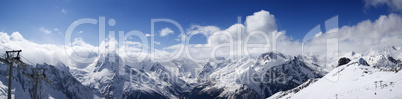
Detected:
[268,58,402,99]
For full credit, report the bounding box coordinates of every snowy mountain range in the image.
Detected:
[0,46,401,99]
[268,47,402,99]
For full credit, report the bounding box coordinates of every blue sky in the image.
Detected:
[0,0,393,49]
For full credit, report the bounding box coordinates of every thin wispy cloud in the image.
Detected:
[1,1,401,99]
[187,25,220,35]
[154,41,161,45]
[39,27,51,34]
[145,34,154,37]
[364,0,402,12]
[62,9,67,14]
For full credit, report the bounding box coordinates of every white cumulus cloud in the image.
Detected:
[162,10,290,61]
[160,28,174,37]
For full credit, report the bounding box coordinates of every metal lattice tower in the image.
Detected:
[0,50,28,99]
[23,68,53,99]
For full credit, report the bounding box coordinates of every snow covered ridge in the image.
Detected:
[0,46,402,98]
[71,47,401,99]
[0,51,326,98]
[268,57,402,99]
[85,51,331,98]
[184,53,324,98]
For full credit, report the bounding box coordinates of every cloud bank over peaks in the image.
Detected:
[302,13,402,65]
[1,10,402,69]
[0,32,73,67]
[1,10,292,66]
[171,10,296,61]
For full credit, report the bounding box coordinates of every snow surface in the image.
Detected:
[0,46,400,98]
[269,58,402,99]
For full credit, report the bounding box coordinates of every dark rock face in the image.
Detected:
[122,91,168,99]
[358,58,370,66]
[260,52,287,61]
[180,85,224,99]
[387,56,401,64]
[338,57,351,66]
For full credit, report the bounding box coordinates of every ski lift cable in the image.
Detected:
[0,43,35,65]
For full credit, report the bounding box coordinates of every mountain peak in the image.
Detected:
[260,52,287,61]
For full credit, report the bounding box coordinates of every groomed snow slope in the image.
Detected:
[269,59,402,99]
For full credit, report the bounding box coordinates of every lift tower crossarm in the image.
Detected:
[0,50,28,99]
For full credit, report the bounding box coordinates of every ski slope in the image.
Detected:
[269,59,402,99]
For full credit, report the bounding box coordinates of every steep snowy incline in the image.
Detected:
[269,58,402,99]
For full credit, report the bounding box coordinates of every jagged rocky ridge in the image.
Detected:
[0,46,401,99]
[0,51,326,99]
[67,51,325,99]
